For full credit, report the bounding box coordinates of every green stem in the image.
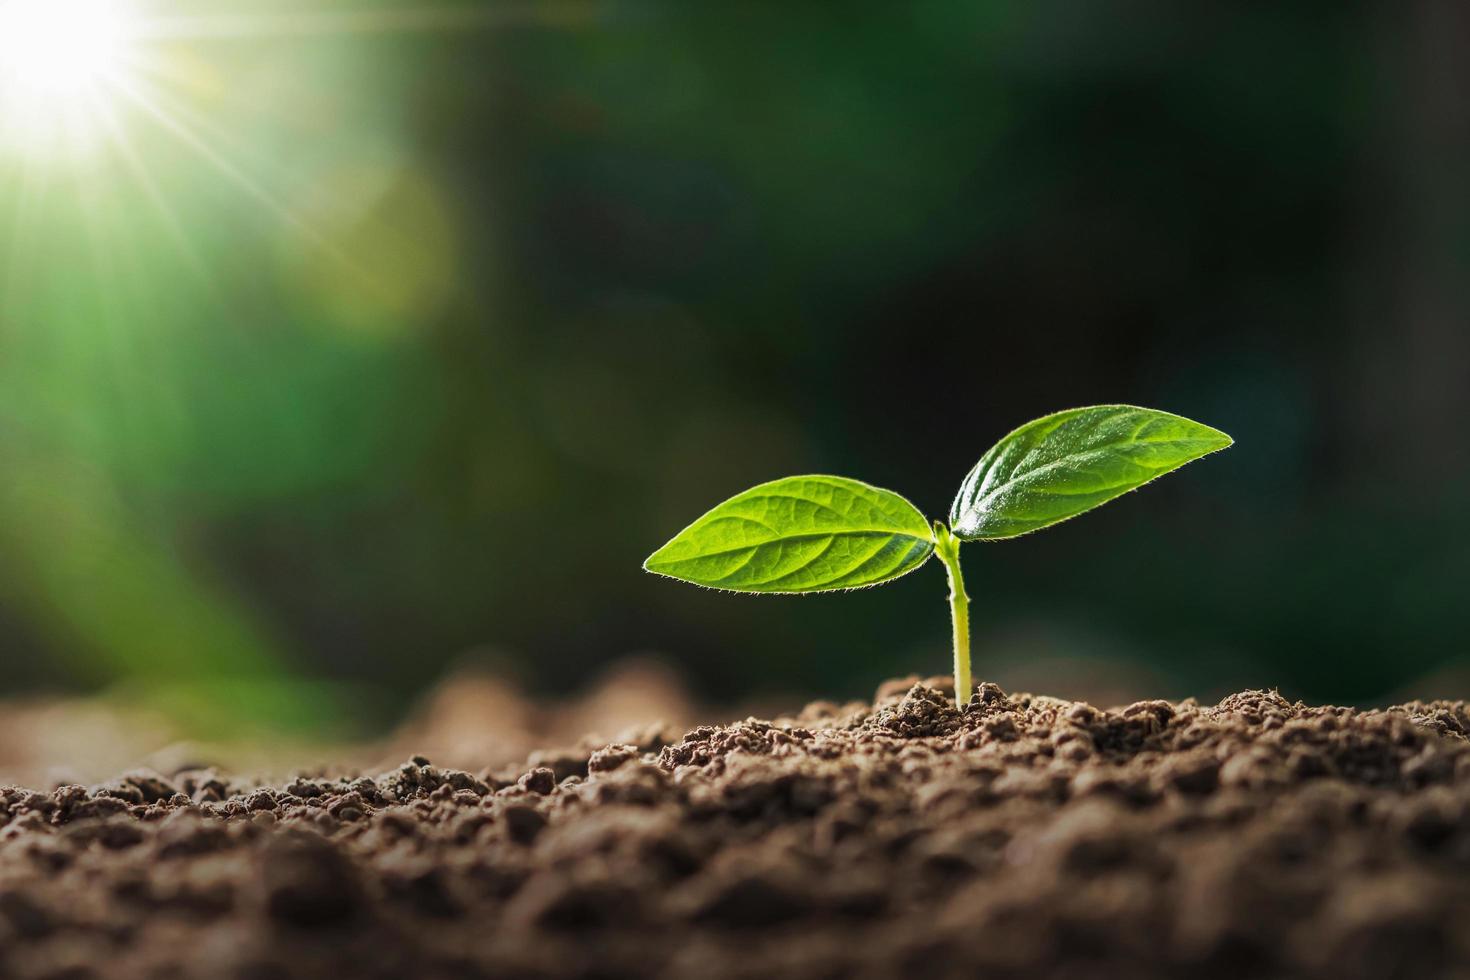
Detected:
[934,522,971,708]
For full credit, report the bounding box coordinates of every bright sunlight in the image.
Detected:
[0,0,129,94]
[0,0,138,158]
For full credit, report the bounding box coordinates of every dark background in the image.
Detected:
[1,0,1467,736]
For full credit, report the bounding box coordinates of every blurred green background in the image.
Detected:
[1,0,1467,737]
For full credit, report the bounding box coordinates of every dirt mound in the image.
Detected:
[3,679,1470,979]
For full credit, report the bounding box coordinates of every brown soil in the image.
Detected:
[4,678,1470,980]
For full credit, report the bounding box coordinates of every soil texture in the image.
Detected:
[4,678,1470,979]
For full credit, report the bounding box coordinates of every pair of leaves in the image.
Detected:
[644,405,1233,594]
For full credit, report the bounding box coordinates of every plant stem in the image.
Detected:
[934,522,971,708]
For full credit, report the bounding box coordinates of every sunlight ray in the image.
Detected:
[132,2,593,42]
[119,60,302,194]
[74,150,151,441]
[103,71,370,286]
[88,87,214,286]
[1,153,51,308]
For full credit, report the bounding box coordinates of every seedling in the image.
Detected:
[645,405,1232,705]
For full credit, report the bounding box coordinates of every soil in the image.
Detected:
[4,678,1470,980]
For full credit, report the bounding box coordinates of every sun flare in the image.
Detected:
[0,0,128,94]
[0,0,140,158]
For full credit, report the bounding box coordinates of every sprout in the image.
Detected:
[645,405,1232,704]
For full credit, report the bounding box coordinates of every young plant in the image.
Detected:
[644,405,1233,705]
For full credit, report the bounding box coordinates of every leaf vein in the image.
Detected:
[650,529,930,565]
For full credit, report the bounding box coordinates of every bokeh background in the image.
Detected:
[1,0,1467,750]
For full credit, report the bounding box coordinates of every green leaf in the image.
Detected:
[949,405,1233,541]
[645,476,936,593]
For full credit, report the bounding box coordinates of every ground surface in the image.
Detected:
[4,678,1470,979]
